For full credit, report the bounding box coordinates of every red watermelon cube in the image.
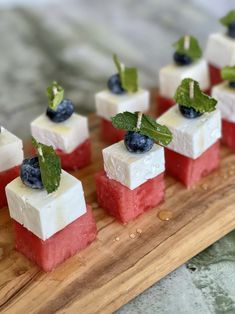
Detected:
[209,64,223,87]
[56,139,91,171]
[0,165,20,209]
[156,94,175,116]
[95,171,164,224]
[13,205,97,272]
[165,141,220,187]
[100,118,125,144]
[221,119,235,150]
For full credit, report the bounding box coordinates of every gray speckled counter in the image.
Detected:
[0,1,234,313]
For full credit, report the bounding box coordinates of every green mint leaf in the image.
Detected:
[47,81,64,110]
[111,112,172,146]
[221,66,235,81]
[173,35,202,61]
[174,78,217,113]
[113,54,138,93]
[220,10,235,26]
[32,137,61,194]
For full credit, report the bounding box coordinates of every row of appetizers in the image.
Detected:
[0,10,235,272]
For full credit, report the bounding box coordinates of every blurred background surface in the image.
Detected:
[0,1,235,313]
[0,0,233,139]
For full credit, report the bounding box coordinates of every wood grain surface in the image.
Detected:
[0,112,235,314]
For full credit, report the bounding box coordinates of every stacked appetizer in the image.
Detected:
[205,10,235,86]
[6,139,97,272]
[212,66,235,150]
[0,127,23,209]
[158,78,221,187]
[31,81,91,171]
[95,54,150,143]
[157,35,210,115]
[95,112,172,223]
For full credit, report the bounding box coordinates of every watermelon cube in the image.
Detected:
[165,141,220,187]
[95,171,164,224]
[13,205,97,272]
[100,118,125,144]
[56,139,91,170]
[209,64,222,87]
[0,166,20,209]
[221,119,235,150]
[156,94,175,116]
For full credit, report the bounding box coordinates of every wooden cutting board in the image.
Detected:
[0,112,235,314]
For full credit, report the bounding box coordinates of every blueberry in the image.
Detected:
[46,99,74,123]
[173,52,192,66]
[179,104,203,119]
[229,81,235,88]
[228,22,235,38]
[107,74,126,95]
[20,157,44,189]
[124,131,154,153]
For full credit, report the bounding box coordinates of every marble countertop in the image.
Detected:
[0,1,234,313]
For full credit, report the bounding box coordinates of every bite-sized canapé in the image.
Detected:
[158,78,221,187]
[95,111,172,223]
[0,127,23,209]
[205,10,235,86]
[31,81,91,171]
[212,66,235,150]
[157,35,210,115]
[6,139,97,272]
[95,54,150,143]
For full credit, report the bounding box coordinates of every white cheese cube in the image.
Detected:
[6,171,86,241]
[204,33,235,68]
[212,82,235,123]
[159,59,210,99]
[31,113,89,154]
[95,89,150,121]
[157,105,221,159]
[103,141,165,190]
[0,127,23,172]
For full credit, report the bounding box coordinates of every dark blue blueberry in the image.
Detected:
[46,99,74,123]
[124,131,154,153]
[179,104,203,119]
[173,52,192,66]
[228,22,235,38]
[107,73,126,95]
[20,157,44,189]
[229,81,235,88]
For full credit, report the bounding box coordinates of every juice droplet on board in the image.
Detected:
[158,210,173,221]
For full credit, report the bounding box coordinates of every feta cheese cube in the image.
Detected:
[212,82,235,123]
[157,105,221,159]
[31,113,89,154]
[95,89,150,121]
[159,59,210,98]
[205,33,235,68]
[103,141,165,190]
[0,128,23,172]
[6,171,86,240]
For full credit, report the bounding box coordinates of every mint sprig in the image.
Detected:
[174,78,217,113]
[221,66,235,82]
[47,81,64,110]
[220,10,235,26]
[32,137,61,194]
[113,54,138,93]
[111,112,172,146]
[173,35,202,61]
